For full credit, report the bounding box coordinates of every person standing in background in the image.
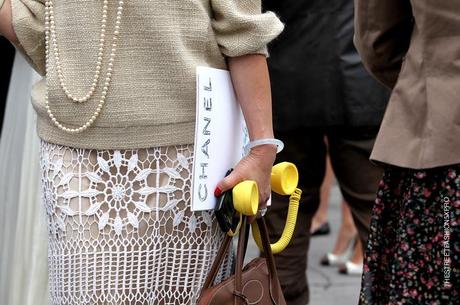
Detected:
[0,51,48,305]
[262,0,390,304]
[354,1,459,304]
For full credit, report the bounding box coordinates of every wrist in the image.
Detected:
[250,144,277,163]
[248,130,274,142]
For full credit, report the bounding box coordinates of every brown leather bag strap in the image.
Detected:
[202,233,233,290]
[201,216,283,305]
[257,217,283,304]
[234,216,248,305]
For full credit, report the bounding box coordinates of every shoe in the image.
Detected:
[338,261,363,276]
[320,252,349,267]
[311,222,331,236]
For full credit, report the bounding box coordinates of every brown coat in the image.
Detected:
[354,0,460,169]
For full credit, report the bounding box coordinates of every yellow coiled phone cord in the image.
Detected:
[251,188,302,254]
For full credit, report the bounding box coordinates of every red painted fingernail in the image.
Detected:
[214,187,222,197]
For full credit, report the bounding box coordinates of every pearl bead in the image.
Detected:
[44,0,125,134]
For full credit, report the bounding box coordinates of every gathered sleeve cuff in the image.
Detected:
[11,0,46,75]
[210,0,284,57]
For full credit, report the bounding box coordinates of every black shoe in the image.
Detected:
[311,222,330,237]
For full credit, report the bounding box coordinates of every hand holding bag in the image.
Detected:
[197,216,286,305]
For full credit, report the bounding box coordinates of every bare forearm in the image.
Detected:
[228,54,274,141]
[217,54,277,208]
[0,0,18,44]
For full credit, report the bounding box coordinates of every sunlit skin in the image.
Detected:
[221,55,277,222]
[0,0,18,44]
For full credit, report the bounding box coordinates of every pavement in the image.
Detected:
[245,185,362,305]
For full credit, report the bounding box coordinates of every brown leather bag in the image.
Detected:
[197,217,286,305]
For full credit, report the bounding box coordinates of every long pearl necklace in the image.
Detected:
[44,0,125,134]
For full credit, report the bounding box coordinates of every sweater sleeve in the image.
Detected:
[210,0,284,57]
[354,0,413,88]
[11,0,45,75]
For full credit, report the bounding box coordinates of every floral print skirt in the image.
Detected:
[360,164,460,305]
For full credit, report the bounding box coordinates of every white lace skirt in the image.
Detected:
[39,140,232,305]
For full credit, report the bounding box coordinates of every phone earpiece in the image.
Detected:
[271,162,299,195]
[232,180,259,217]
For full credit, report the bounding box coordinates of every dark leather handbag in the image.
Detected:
[197,216,286,305]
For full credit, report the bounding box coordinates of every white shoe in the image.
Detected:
[320,252,349,267]
[339,261,363,276]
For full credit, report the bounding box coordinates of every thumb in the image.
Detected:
[214,170,243,197]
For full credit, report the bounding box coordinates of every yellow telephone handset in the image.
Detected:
[232,162,302,254]
[233,180,259,217]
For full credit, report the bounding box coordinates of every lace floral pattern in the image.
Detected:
[40,140,232,305]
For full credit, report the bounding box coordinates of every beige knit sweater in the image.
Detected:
[4,0,283,149]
